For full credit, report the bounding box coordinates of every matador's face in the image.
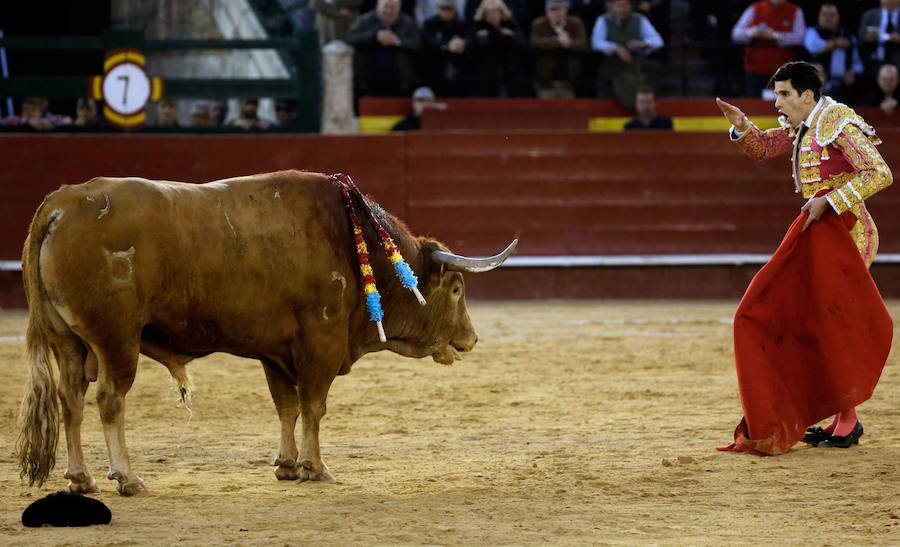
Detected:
[773,81,815,129]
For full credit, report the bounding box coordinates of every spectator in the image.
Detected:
[462,0,534,30]
[624,85,672,129]
[804,2,864,104]
[190,102,214,127]
[73,98,100,127]
[391,86,446,130]
[0,97,71,130]
[591,0,664,110]
[421,0,472,97]
[416,0,465,25]
[312,0,362,46]
[530,0,588,98]
[858,0,900,101]
[858,0,900,64]
[156,99,180,127]
[346,0,421,98]
[274,98,300,128]
[467,0,531,97]
[225,99,273,131]
[872,62,900,111]
[731,0,806,97]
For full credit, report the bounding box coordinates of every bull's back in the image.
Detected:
[37,172,357,352]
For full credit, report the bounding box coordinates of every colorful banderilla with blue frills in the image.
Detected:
[331,173,426,342]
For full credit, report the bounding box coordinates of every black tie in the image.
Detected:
[794,124,809,176]
[888,13,896,34]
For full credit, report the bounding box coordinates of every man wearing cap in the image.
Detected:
[392,86,444,130]
[415,0,465,25]
[530,0,587,98]
[422,0,472,96]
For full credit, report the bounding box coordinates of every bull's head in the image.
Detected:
[385,239,518,364]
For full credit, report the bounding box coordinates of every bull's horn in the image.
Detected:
[431,239,518,273]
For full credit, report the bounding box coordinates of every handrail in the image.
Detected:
[6,253,900,272]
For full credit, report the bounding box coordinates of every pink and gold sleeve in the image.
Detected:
[732,124,793,160]
[825,125,893,214]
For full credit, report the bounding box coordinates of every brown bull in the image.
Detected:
[16,170,516,495]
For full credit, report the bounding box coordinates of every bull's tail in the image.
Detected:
[15,206,62,487]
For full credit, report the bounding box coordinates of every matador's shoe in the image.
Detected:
[802,426,830,445]
[818,421,863,448]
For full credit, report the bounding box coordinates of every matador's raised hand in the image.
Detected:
[716,98,750,133]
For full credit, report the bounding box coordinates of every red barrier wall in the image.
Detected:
[1,130,899,306]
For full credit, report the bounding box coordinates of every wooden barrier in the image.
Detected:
[1,128,898,307]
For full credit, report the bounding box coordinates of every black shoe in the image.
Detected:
[818,421,863,448]
[802,426,829,445]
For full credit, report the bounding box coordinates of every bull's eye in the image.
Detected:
[452,286,461,295]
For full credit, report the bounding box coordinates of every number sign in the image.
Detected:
[89,48,164,129]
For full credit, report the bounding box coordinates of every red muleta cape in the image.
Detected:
[718,210,893,456]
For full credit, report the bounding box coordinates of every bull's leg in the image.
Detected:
[261,361,301,480]
[94,343,145,496]
[54,339,98,493]
[296,366,338,483]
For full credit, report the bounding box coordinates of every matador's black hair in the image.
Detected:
[768,61,824,102]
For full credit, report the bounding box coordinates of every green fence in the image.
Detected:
[0,29,321,132]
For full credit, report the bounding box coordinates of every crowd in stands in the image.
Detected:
[0,97,300,132]
[332,0,900,110]
[3,0,900,131]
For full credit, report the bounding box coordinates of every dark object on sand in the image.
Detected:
[22,492,111,527]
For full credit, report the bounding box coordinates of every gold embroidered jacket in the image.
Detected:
[732,98,892,265]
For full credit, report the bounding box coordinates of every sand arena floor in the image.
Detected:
[0,300,899,545]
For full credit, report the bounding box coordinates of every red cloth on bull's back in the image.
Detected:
[718,210,893,456]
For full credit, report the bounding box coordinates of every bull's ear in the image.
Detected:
[418,238,449,286]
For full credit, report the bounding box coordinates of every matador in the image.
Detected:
[716,61,893,455]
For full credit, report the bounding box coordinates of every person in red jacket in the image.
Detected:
[715,61,893,456]
[732,0,807,97]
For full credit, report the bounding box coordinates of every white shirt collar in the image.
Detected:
[801,96,827,129]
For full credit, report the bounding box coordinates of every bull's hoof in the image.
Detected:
[108,469,146,496]
[68,478,100,494]
[115,478,146,497]
[275,465,300,481]
[273,457,300,480]
[64,470,99,494]
[298,459,336,483]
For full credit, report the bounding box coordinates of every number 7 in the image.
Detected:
[117,75,130,105]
